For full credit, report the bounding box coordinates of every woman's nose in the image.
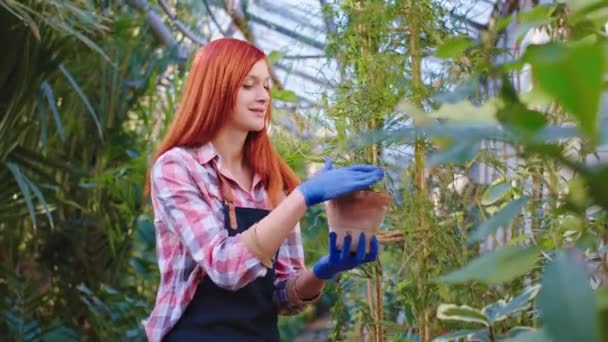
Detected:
[257,86,270,102]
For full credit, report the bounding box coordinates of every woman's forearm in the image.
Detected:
[295,269,326,300]
[243,189,307,260]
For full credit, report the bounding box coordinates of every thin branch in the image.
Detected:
[282,54,327,60]
[319,0,337,35]
[448,8,488,32]
[223,0,285,90]
[274,62,331,87]
[246,13,326,50]
[128,0,188,60]
[202,0,229,37]
[256,0,326,33]
[158,0,208,45]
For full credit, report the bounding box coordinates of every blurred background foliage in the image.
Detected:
[2,1,608,341]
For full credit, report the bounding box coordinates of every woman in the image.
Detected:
[144,38,384,341]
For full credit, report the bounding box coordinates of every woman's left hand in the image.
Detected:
[312,232,379,280]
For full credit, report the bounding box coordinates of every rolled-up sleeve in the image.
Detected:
[272,223,321,315]
[151,152,267,291]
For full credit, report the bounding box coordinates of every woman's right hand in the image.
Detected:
[296,158,384,207]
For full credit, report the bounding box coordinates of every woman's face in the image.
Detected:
[230,59,271,133]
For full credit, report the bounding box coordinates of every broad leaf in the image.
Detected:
[436,36,475,59]
[513,5,557,40]
[525,42,604,141]
[428,98,501,123]
[499,284,541,318]
[598,288,608,310]
[502,328,549,342]
[433,329,487,342]
[428,140,480,167]
[538,249,598,342]
[468,198,528,243]
[481,182,511,206]
[483,284,541,323]
[438,246,539,284]
[436,304,488,326]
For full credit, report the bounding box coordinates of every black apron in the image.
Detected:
[163,172,279,341]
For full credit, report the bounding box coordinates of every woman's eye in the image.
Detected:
[243,84,253,89]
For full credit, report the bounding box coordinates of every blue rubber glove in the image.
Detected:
[312,232,379,280]
[297,158,384,207]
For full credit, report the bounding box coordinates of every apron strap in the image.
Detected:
[216,171,238,230]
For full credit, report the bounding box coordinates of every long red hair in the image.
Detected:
[145,38,300,207]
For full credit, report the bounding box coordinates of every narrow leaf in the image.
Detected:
[47,19,110,62]
[23,176,54,229]
[40,81,65,141]
[35,90,48,146]
[438,246,539,284]
[59,64,103,139]
[468,198,528,243]
[6,163,36,228]
[436,304,489,326]
[272,89,298,103]
[538,249,598,342]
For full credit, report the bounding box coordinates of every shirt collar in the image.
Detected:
[195,142,219,165]
[194,142,264,192]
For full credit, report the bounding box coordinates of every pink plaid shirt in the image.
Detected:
[144,143,307,341]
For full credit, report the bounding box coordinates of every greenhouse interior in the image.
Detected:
[2,0,608,341]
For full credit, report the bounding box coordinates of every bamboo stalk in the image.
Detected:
[366,279,377,341]
[407,0,429,340]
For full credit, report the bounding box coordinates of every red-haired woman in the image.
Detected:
[144,38,384,341]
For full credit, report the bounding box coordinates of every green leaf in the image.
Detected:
[499,284,541,318]
[502,328,549,342]
[436,304,489,326]
[438,246,539,284]
[47,18,111,62]
[436,36,474,59]
[598,288,608,310]
[35,90,48,146]
[428,140,480,167]
[59,64,103,139]
[525,42,604,141]
[24,176,54,229]
[428,98,501,123]
[481,182,511,206]
[267,50,284,64]
[468,198,528,243]
[42,323,78,342]
[497,103,547,134]
[538,249,599,342]
[40,81,66,141]
[433,329,487,342]
[483,284,541,323]
[513,5,556,40]
[6,162,37,228]
[272,89,298,103]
